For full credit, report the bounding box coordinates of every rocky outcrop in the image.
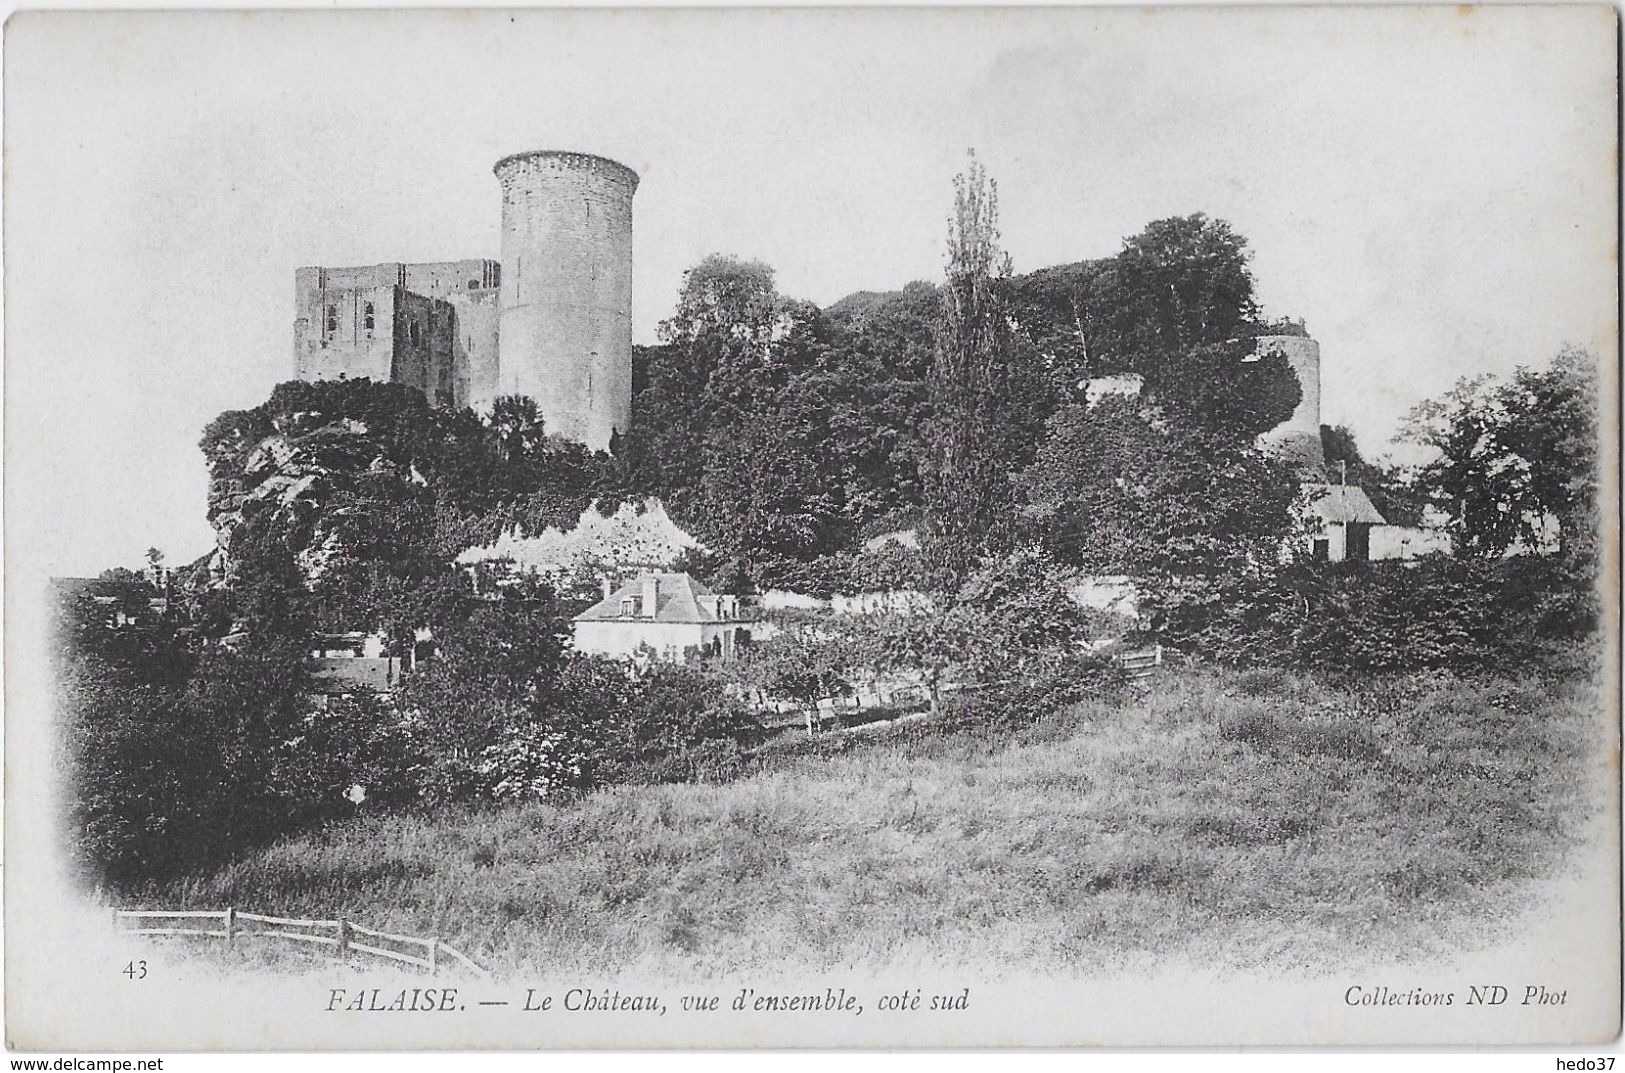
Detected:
[455,497,701,583]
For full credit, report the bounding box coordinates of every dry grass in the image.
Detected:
[145,668,1602,978]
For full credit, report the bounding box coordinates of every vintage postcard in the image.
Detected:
[4,5,1619,1051]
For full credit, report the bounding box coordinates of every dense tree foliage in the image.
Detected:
[199,379,619,650]
[57,574,329,884]
[58,561,759,885]
[919,152,1055,587]
[619,259,940,590]
[732,546,1100,722]
[611,203,1295,595]
[1004,214,1258,388]
[1013,215,1302,646]
[1191,554,1600,674]
[1104,214,1259,375]
[1401,348,1599,559]
[1170,345,1604,670]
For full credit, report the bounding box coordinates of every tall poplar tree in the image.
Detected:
[921,151,1027,587]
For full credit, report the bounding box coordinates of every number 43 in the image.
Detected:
[121,960,147,980]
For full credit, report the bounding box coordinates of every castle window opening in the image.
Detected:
[325,304,337,334]
[363,302,375,331]
[468,279,480,290]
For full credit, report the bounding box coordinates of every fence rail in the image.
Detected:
[113,908,489,977]
[1114,644,1164,681]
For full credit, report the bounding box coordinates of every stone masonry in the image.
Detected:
[292,151,637,449]
[494,151,638,449]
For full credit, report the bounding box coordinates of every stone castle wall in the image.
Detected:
[291,151,637,443]
[293,266,399,387]
[390,289,442,405]
[293,261,500,410]
[494,151,638,450]
[1256,333,1327,480]
[404,259,500,301]
[452,289,502,411]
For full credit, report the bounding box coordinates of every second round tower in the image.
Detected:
[492,150,638,450]
[1256,332,1327,480]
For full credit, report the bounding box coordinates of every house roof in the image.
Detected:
[1305,483,1386,525]
[574,572,745,624]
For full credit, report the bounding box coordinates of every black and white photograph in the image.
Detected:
[4,5,1619,1052]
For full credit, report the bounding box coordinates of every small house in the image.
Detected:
[573,572,756,664]
[1303,483,1386,562]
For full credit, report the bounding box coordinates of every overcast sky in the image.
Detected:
[5,6,1615,577]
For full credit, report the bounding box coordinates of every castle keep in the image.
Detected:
[293,150,638,451]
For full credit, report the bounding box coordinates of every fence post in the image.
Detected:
[338,919,350,956]
[428,939,439,976]
[225,907,236,945]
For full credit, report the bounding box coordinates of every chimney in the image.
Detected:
[642,574,659,618]
[601,578,613,601]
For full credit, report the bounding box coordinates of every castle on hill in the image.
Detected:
[293,150,638,451]
[292,152,1436,567]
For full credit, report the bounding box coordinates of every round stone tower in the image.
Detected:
[493,150,638,450]
[1256,331,1328,480]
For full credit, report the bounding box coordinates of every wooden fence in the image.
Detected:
[114,909,489,977]
[1114,644,1164,682]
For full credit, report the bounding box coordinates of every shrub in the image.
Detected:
[941,649,1124,732]
[478,729,590,802]
[410,753,485,808]
[682,738,751,784]
[1179,554,1599,677]
[284,693,422,810]
[636,665,765,753]
[63,647,320,887]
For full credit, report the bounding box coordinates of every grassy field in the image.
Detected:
[143,667,1603,978]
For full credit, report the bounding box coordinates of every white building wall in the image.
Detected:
[573,620,758,663]
[574,620,705,661]
[1326,522,1348,562]
[1371,525,1453,560]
